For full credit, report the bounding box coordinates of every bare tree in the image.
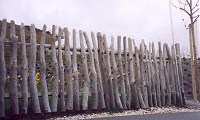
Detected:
[172,0,200,100]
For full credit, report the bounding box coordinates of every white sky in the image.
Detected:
[0,0,199,56]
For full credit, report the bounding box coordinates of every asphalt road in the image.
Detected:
[91,112,200,120]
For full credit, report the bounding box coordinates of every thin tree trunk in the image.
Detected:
[83,32,98,110]
[0,19,7,117]
[50,25,59,112]
[123,37,131,109]
[80,30,90,110]
[111,36,123,109]
[64,28,73,110]
[39,24,51,113]
[103,35,116,109]
[29,24,41,113]
[91,32,105,109]
[117,36,127,109]
[72,29,80,110]
[58,27,65,111]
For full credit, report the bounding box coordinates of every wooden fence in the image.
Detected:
[0,19,185,117]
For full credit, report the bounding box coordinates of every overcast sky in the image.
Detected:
[0,0,199,56]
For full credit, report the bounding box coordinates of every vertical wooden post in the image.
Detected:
[149,42,157,107]
[80,30,90,110]
[135,46,146,109]
[0,19,7,117]
[20,23,29,114]
[145,44,153,107]
[123,37,131,109]
[91,32,105,109]
[39,24,51,113]
[73,29,80,110]
[97,32,110,110]
[64,28,73,110]
[103,34,116,109]
[9,20,19,115]
[171,45,182,105]
[117,36,127,109]
[163,44,171,106]
[175,43,185,105]
[128,38,140,109]
[110,36,123,109]
[152,42,161,107]
[166,45,176,105]
[83,32,98,110]
[50,25,59,112]
[158,42,166,106]
[58,27,65,111]
[29,24,41,113]
[140,41,149,108]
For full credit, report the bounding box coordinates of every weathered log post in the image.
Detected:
[64,28,73,110]
[9,20,19,115]
[73,29,80,110]
[83,32,98,110]
[117,36,127,109]
[175,43,185,105]
[91,32,105,109]
[39,24,51,113]
[140,41,149,108]
[29,24,41,113]
[97,32,110,110]
[158,42,166,106]
[149,42,158,107]
[103,34,116,109]
[166,45,176,105]
[0,19,7,117]
[110,36,123,109]
[20,23,29,114]
[163,44,171,106]
[144,44,153,107]
[50,25,59,112]
[135,46,146,109]
[123,37,131,109]
[152,42,161,107]
[58,27,65,111]
[171,45,182,105]
[128,38,140,109]
[80,30,90,110]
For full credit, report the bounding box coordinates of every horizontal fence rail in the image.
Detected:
[0,19,185,118]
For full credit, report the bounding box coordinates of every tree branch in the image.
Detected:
[180,7,191,16]
[192,0,199,10]
[193,15,199,24]
[193,8,199,15]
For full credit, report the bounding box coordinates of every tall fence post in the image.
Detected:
[29,24,41,113]
[39,25,51,113]
[0,19,7,117]
[50,25,59,112]
[9,20,19,115]
[83,32,98,110]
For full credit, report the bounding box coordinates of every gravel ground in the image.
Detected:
[48,100,200,120]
